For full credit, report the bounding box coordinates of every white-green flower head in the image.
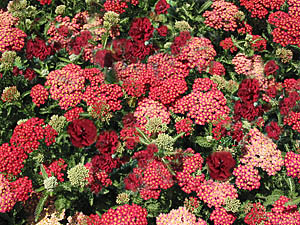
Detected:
[44,176,58,192]
[67,164,89,188]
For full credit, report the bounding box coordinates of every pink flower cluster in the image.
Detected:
[134,98,170,133]
[45,64,85,110]
[265,196,300,224]
[156,207,207,225]
[284,152,300,183]
[176,37,216,73]
[176,150,205,194]
[171,78,229,125]
[64,107,84,122]
[203,0,239,31]
[210,207,236,225]
[196,180,238,208]
[233,164,261,190]
[99,204,147,225]
[0,11,26,52]
[241,128,284,176]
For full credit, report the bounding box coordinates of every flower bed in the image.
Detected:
[0,0,300,224]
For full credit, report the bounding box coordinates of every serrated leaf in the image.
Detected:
[285,197,300,206]
[198,1,213,15]
[34,192,49,222]
[40,164,48,179]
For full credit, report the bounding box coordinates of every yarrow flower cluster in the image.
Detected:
[210,207,236,225]
[284,151,300,183]
[176,149,205,194]
[45,64,85,110]
[1,86,20,102]
[103,0,139,14]
[265,196,300,224]
[0,11,26,53]
[156,207,207,225]
[134,98,170,133]
[41,158,67,182]
[99,203,147,224]
[176,37,216,73]
[239,0,285,19]
[241,128,284,176]
[10,117,57,154]
[233,164,261,190]
[171,78,230,125]
[30,84,49,107]
[284,111,300,133]
[203,0,239,31]
[196,180,238,208]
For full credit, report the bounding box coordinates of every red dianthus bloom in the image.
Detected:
[206,151,236,181]
[96,130,119,155]
[155,0,170,15]
[67,119,97,148]
[129,17,154,42]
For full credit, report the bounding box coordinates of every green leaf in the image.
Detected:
[285,197,300,207]
[262,189,284,207]
[198,1,213,15]
[34,192,49,222]
[35,186,46,193]
[40,164,48,179]
[55,196,71,212]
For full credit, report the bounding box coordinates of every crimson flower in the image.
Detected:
[67,119,97,148]
[206,151,236,181]
[155,0,170,15]
[264,60,279,76]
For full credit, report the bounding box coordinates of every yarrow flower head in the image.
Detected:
[67,164,89,188]
[156,206,207,225]
[99,203,147,224]
[43,176,58,192]
[1,86,20,102]
[30,84,49,107]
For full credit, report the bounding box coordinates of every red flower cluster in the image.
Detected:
[284,151,300,183]
[210,207,236,225]
[203,0,239,31]
[41,158,67,182]
[99,204,147,224]
[220,37,237,53]
[85,162,112,194]
[155,0,170,15]
[265,121,281,140]
[265,196,300,224]
[233,164,261,190]
[64,107,84,122]
[209,61,226,76]
[244,202,267,225]
[0,26,26,53]
[24,68,37,81]
[176,150,205,194]
[171,31,191,55]
[103,0,139,14]
[38,0,52,5]
[30,84,49,107]
[68,119,97,148]
[26,38,53,61]
[10,118,57,154]
[250,35,267,52]
[206,151,236,181]
[125,159,174,200]
[69,31,93,55]
[96,130,119,155]
[284,111,300,133]
[268,9,300,47]
[175,118,194,136]
[157,25,168,36]
[171,78,230,125]
[0,143,27,177]
[45,64,86,110]
[240,0,285,19]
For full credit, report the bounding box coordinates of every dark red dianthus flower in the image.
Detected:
[264,60,279,76]
[265,121,281,140]
[206,151,236,181]
[67,119,97,148]
[155,0,170,15]
[237,78,260,103]
[96,130,119,155]
[129,17,154,42]
[157,25,168,37]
